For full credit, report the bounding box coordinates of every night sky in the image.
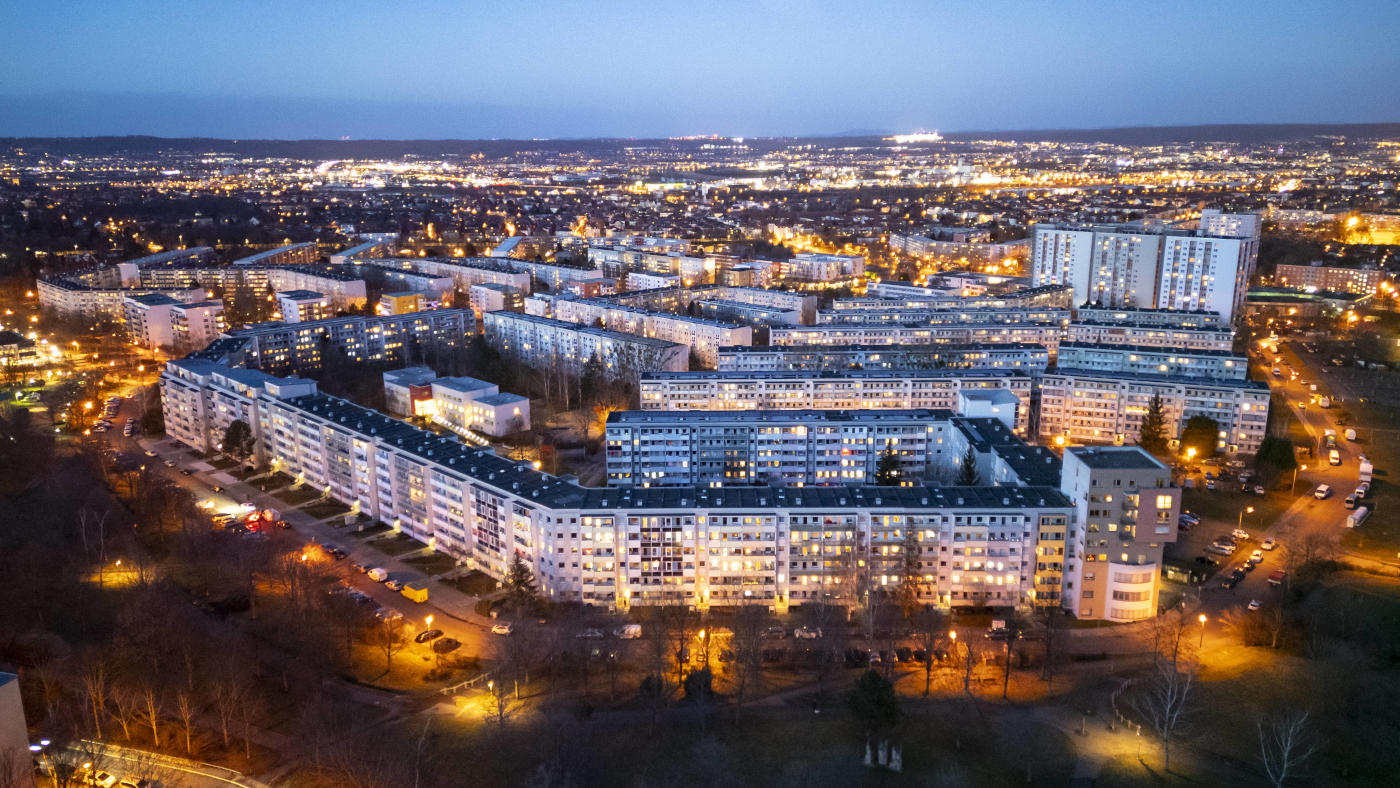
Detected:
[2,0,1398,139]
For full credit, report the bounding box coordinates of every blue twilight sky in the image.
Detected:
[1,0,1397,139]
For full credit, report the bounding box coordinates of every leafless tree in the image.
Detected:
[999,614,1029,700]
[483,676,521,727]
[1132,661,1197,772]
[727,603,769,723]
[108,684,141,742]
[1033,605,1064,691]
[911,605,947,696]
[1257,709,1317,788]
[80,652,108,739]
[138,683,163,748]
[369,616,407,676]
[175,690,198,755]
[214,677,242,751]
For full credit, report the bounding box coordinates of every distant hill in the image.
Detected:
[3,123,1397,158]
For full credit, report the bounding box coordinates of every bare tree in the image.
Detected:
[911,605,946,696]
[999,614,1028,700]
[727,603,769,724]
[214,678,241,751]
[108,684,141,742]
[369,616,407,676]
[80,653,108,739]
[1132,661,1197,772]
[1257,709,1317,788]
[138,683,163,748]
[483,677,521,727]
[175,690,198,755]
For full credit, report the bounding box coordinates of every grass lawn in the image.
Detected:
[279,485,321,505]
[442,569,499,596]
[404,552,458,575]
[304,501,351,520]
[349,521,393,539]
[1333,396,1400,562]
[370,532,428,557]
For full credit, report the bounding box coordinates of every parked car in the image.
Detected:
[1248,599,1262,612]
[1232,529,1250,541]
[576,628,604,639]
[614,623,642,640]
[384,579,404,591]
[414,629,444,644]
[1262,538,1277,551]
[1221,575,1241,589]
[794,626,822,640]
[1314,484,1332,500]
[491,623,514,636]
[762,626,787,639]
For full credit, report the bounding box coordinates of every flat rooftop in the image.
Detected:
[1067,446,1167,471]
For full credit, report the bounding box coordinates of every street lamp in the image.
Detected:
[1237,506,1255,531]
[425,615,433,628]
[1198,613,1208,648]
[1291,464,1308,495]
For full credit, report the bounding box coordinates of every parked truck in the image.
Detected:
[1345,428,1358,441]
[1347,506,1371,529]
[1318,396,1332,409]
[401,582,429,604]
[1359,457,1374,484]
[1324,429,1337,449]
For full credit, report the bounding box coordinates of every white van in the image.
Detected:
[1329,449,1341,466]
[367,567,388,582]
[1347,507,1370,529]
[614,624,642,640]
[1314,484,1332,500]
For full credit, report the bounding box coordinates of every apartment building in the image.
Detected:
[158,358,1088,615]
[605,408,961,487]
[639,370,1030,432]
[770,322,1066,357]
[1031,221,1258,320]
[549,297,752,367]
[814,306,1071,326]
[1039,368,1270,453]
[232,242,320,267]
[625,271,683,291]
[170,300,227,351]
[122,293,181,348]
[888,228,1030,265]
[276,290,332,323]
[222,309,474,375]
[831,284,1073,313]
[366,257,533,295]
[1275,261,1389,294]
[1059,447,1180,622]
[377,291,427,316]
[1055,342,1248,380]
[38,277,204,323]
[1064,320,1235,352]
[467,283,523,318]
[774,252,865,282]
[483,311,688,375]
[344,262,454,303]
[1073,305,1225,328]
[716,343,1051,376]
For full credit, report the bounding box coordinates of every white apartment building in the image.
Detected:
[39,277,204,323]
[122,293,181,349]
[776,252,866,282]
[639,370,1030,433]
[221,309,474,375]
[549,297,752,367]
[1055,343,1248,380]
[170,300,227,351]
[275,290,332,323]
[1039,369,1270,454]
[605,409,961,487]
[770,322,1066,357]
[367,257,534,295]
[815,306,1071,326]
[483,311,688,375]
[716,343,1051,376]
[232,242,319,267]
[1059,447,1180,623]
[467,282,523,317]
[1073,305,1225,328]
[160,358,1077,613]
[625,271,683,291]
[1064,321,1235,352]
[1031,223,1257,320]
[832,284,1074,313]
[888,229,1029,265]
[1275,262,1389,294]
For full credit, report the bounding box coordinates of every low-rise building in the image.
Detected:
[377,291,427,316]
[383,366,440,417]
[432,376,530,437]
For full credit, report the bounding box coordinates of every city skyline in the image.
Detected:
[2,0,1399,138]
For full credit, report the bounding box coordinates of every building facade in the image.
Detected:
[483,311,688,374]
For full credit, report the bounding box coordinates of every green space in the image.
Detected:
[441,569,499,596]
[1180,485,1293,537]
[348,521,393,539]
[304,501,350,520]
[369,532,428,557]
[403,552,458,575]
[278,485,322,506]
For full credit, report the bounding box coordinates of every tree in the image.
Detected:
[1179,415,1220,459]
[846,669,901,734]
[1138,394,1169,455]
[912,606,947,697]
[1254,435,1298,487]
[221,419,255,463]
[998,616,1028,700]
[895,526,923,618]
[504,553,538,615]
[1132,661,1196,772]
[369,616,406,676]
[956,445,980,486]
[727,604,768,724]
[175,690,197,755]
[1257,710,1316,788]
[874,443,903,486]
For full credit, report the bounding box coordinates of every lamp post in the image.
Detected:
[1198,613,1207,648]
[1237,506,1254,531]
[1291,464,1308,495]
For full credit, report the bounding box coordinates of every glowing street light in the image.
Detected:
[1198,613,1208,648]
[1238,506,1254,530]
